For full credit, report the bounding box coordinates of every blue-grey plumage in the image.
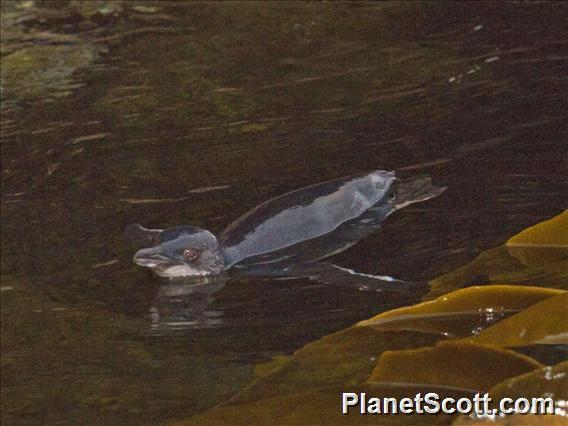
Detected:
[126,170,446,278]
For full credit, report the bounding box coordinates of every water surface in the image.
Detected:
[1,1,567,423]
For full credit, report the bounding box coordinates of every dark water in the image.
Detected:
[1,1,567,424]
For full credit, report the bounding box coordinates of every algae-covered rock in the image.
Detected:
[0,0,100,105]
[1,41,97,102]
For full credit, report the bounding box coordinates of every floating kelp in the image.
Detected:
[452,413,566,425]
[254,355,291,379]
[368,341,542,391]
[490,361,568,402]
[231,326,442,405]
[183,213,567,424]
[451,362,568,424]
[428,211,568,298]
[358,285,564,336]
[506,211,568,268]
[182,384,477,426]
[469,293,568,347]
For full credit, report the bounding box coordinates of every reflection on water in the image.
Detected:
[1,1,567,423]
[149,276,226,334]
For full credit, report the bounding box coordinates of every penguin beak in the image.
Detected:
[133,247,174,269]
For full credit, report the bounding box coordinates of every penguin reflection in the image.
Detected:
[148,276,227,334]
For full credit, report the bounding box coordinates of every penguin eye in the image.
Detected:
[389,192,396,201]
[183,248,200,261]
